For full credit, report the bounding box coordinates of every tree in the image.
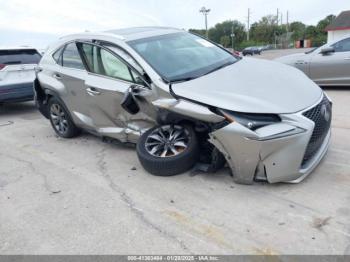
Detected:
[305,25,317,39]
[290,21,306,40]
[188,13,336,49]
[188,29,206,37]
[316,15,336,32]
[208,20,246,48]
[220,36,231,47]
[313,15,336,46]
[249,15,281,44]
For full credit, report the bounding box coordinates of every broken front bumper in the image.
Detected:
[209,96,331,184]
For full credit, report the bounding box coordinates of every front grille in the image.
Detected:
[302,95,332,166]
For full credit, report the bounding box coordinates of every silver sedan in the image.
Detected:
[275,35,350,86]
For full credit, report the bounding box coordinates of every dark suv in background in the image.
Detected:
[0,47,41,104]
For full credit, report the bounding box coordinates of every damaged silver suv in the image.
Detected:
[34,27,332,184]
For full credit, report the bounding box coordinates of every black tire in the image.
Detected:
[137,125,199,176]
[208,147,226,172]
[48,97,80,138]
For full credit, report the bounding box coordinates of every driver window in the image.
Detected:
[99,48,133,82]
[332,38,350,52]
[80,43,134,82]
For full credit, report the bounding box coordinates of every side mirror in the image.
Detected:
[321,47,335,55]
[121,86,140,115]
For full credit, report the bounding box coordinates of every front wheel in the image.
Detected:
[137,125,199,176]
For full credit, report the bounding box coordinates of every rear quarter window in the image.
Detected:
[0,49,41,65]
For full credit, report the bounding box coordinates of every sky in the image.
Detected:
[0,0,349,48]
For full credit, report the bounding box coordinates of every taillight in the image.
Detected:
[0,64,6,70]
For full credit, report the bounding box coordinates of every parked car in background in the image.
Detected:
[242,46,261,56]
[35,27,331,184]
[0,47,41,104]
[275,35,350,86]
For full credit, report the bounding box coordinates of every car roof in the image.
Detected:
[61,26,184,42]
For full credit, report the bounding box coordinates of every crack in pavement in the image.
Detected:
[96,148,191,253]
[0,153,60,194]
[0,121,14,127]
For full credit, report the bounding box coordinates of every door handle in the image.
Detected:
[53,73,61,79]
[344,57,350,60]
[86,87,101,96]
[295,60,307,65]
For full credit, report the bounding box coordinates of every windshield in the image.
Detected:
[128,32,237,82]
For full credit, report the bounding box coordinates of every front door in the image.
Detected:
[78,42,153,141]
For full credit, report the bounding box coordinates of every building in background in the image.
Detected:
[326,10,350,42]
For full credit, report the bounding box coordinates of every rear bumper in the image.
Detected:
[0,82,34,103]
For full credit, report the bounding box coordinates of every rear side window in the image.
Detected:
[52,47,63,65]
[62,43,85,70]
[0,49,41,65]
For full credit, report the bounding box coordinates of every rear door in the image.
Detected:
[51,42,91,127]
[0,49,41,85]
[310,37,350,85]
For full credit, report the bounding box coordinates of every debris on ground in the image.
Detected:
[312,217,332,230]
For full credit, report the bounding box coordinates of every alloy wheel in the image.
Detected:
[50,103,68,135]
[145,125,190,158]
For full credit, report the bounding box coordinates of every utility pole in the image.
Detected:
[231,25,235,50]
[247,8,250,41]
[286,11,289,32]
[276,8,279,25]
[281,12,283,26]
[199,7,211,38]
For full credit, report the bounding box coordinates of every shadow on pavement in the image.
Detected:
[0,101,37,117]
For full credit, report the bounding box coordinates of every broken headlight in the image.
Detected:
[219,109,281,130]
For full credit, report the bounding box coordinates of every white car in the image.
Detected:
[0,47,41,104]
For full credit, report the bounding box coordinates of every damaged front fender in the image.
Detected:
[209,119,316,184]
[152,98,225,123]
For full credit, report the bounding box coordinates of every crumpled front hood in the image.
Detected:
[171,58,322,114]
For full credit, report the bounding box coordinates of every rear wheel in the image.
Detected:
[48,97,80,138]
[137,125,199,176]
